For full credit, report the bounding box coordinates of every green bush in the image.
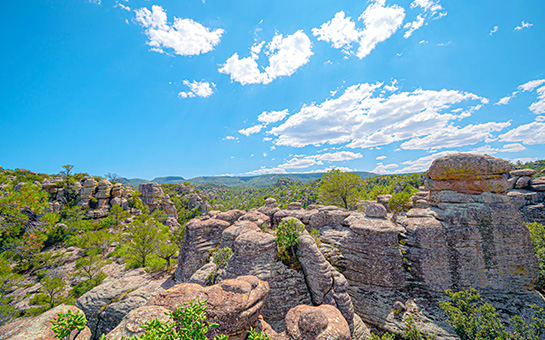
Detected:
[51,309,87,340]
[275,219,305,264]
[388,191,413,214]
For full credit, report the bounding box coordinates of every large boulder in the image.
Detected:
[284,305,351,340]
[76,269,175,339]
[0,305,91,340]
[174,217,232,282]
[147,275,269,340]
[104,306,170,339]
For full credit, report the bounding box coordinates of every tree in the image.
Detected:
[155,233,178,270]
[125,215,162,267]
[105,173,121,183]
[110,204,129,227]
[33,276,66,310]
[318,169,363,209]
[60,165,74,177]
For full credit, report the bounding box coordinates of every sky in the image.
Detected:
[1,0,544,179]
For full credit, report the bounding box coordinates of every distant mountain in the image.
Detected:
[120,172,375,188]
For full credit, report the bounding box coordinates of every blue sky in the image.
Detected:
[1,0,544,179]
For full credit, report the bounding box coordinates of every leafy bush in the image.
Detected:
[275,219,305,264]
[89,196,98,210]
[248,327,271,340]
[51,309,87,340]
[389,191,413,214]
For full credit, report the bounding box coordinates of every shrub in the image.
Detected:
[51,309,87,340]
[527,222,545,293]
[389,191,413,214]
[275,219,305,264]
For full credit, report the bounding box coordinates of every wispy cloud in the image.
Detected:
[514,21,533,31]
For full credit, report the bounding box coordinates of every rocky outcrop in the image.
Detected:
[0,305,92,340]
[147,275,269,340]
[505,167,545,224]
[284,305,351,340]
[76,269,175,339]
[104,306,171,339]
[138,183,178,219]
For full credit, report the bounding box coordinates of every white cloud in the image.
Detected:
[89,0,101,5]
[495,95,512,105]
[245,151,362,175]
[518,79,545,92]
[178,80,216,98]
[404,15,425,38]
[403,0,446,38]
[219,30,312,85]
[376,155,387,160]
[312,0,405,59]
[117,3,130,11]
[469,143,526,155]
[224,136,238,141]
[372,163,399,174]
[269,82,489,150]
[489,26,498,36]
[399,122,511,150]
[395,150,457,173]
[518,79,545,114]
[239,125,264,136]
[258,109,290,124]
[312,11,360,50]
[514,21,533,31]
[499,121,545,145]
[384,79,399,92]
[134,5,223,56]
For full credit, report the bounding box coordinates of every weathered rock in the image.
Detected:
[174,218,232,282]
[188,262,217,286]
[530,177,545,191]
[264,197,279,208]
[161,197,178,219]
[220,230,312,332]
[376,195,392,212]
[515,176,531,189]
[428,153,513,180]
[309,210,350,231]
[0,305,92,340]
[76,269,175,339]
[211,209,246,224]
[510,169,537,177]
[365,203,388,218]
[139,183,164,211]
[148,276,269,340]
[104,306,170,339]
[239,211,270,228]
[220,220,261,249]
[78,178,97,208]
[284,305,351,340]
[287,202,303,210]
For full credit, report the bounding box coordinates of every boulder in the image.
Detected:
[530,177,545,191]
[0,305,91,340]
[264,197,279,208]
[138,183,164,211]
[284,305,351,340]
[515,176,531,189]
[104,306,170,339]
[365,203,387,218]
[174,218,232,282]
[147,276,269,340]
[510,169,537,177]
[287,202,303,210]
[76,269,175,339]
[427,153,512,180]
[239,211,270,228]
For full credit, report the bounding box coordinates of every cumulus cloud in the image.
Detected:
[495,95,512,105]
[219,30,312,85]
[499,121,545,145]
[269,82,490,150]
[178,80,216,98]
[245,151,362,175]
[404,15,424,38]
[518,79,545,114]
[134,5,223,56]
[395,151,457,173]
[514,21,533,31]
[312,0,405,58]
[399,122,511,150]
[376,155,387,160]
[519,79,545,92]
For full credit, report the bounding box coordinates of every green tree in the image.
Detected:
[31,276,66,311]
[275,219,305,264]
[125,215,162,267]
[60,165,74,177]
[110,204,129,227]
[155,233,178,270]
[318,169,363,209]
